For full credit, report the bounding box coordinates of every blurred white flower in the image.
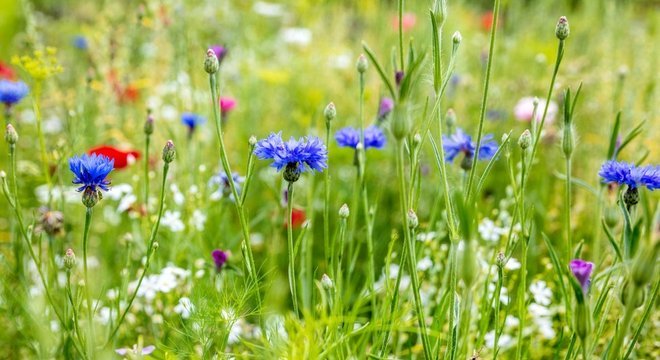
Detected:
[281,28,312,46]
[253,1,284,17]
[513,97,558,124]
[170,184,185,205]
[417,257,433,272]
[479,218,508,242]
[484,331,514,349]
[162,210,185,232]
[174,297,194,319]
[191,209,207,231]
[530,280,552,306]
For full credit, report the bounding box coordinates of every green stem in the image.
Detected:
[448,241,458,360]
[66,271,88,360]
[610,289,637,359]
[286,181,300,317]
[324,121,331,275]
[565,157,572,263]
[395,141,432,359]
[144,133,150,216]
[31,86,53,207]
[82,207,95,357]
[492,265,504,359]
[515,238,528,360]
[398,0,405,73]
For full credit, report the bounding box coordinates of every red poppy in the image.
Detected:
[0,61,16,80]
[285,208,306,229]
[88,145,141,170]
[480,11,500,32]
[118,84,140,103]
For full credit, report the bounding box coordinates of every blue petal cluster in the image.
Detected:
[599,160,659,190]
[73,35,89,50]
[0,80,29,106]
[442,128,498,162]
[254,132,327,173]
[335,125,386,149]
[181,112,206,130]
[69,153,115,192]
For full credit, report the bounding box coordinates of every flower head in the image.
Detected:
[115,344,155,357]
[335,125,386,150]
[220,97,237,117]
[254,132,327,181]
[599,161,659,190]
[0,79,29,107]
[0,62,16,80]
[212,249,228,271]
[378,97,394,120]
[210,45,228,64]
[569,259,594,294]
[69,153,114,193]
[181,112,206,132]
[442,128,498,162]
[88,145,140,170]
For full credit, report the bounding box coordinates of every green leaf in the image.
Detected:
[362,42,397,100]
[602,219,624,263]
[607,112,622,159]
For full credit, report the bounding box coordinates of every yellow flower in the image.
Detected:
[12,47,64,83]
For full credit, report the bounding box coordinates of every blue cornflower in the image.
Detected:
[442,128,498,162]
[254,132,327,182]
[335,125,387,150]
[72,35,89,50]
[599,161,659,190]
[209,171,244,200]
[181,112,206,132]
[69,153,114,193]
[0,79,29,107]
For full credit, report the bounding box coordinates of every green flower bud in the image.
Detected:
[324,102,336,122]
[321,273,334,290]
[249,135,257,146]
[204,49,220,74]
[162,140,176,163]
[574,301,591,343]
[5,124,18,145]
[339,204,350,219]
[445,109,457,129]
[407,209,419,229]
[144,114,154,135]
[496,252,506,269]
[556,16,570,40]
[620,279,644,308]
[64,248,76,270]
[452,31,462,45]
[391,102,411,140]
[432,0,447,27]
[518,129,532,150]
[562,124,575,158]
[356,54,368,73]
[632,242,658,287]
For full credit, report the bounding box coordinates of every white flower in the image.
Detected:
[504,257,521,271]
[416,231,438,242]
[162,210,185,232]
[161,104,178,121]
[530,280,552,306]
[478,218,507,242]
[228,320,243,344]
[417,257,433,272]
[484,331,514,349]
[281,28,312,46]
[505,315,520,328]
[253,1,284,17]
[106,183,134,201]
[170,184,185,205]
[528,303,552,317]
[191,209,207,231]
[97,307,112,325]
[174,297,194,319]
[534,316,556,339]
[117,193,137,213]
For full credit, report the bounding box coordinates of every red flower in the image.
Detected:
[285,208,306,229]
[391,13,417,32]
[0,61,16,80]
[480,11,499,32]
[88,145,141,170]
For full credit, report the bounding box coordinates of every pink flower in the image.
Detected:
[391,13,417,32]
[513,97,558,124]
[220,97,236,117]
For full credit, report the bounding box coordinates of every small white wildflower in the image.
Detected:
[170,184,185,205]
[174,297,194,319]
[530,280,553,306]
[484,331,514,349]
[281,28,312,46]
[162,210,185,232]
[504,257,521,271]
[191,209,207,231]
[417,257,433,272]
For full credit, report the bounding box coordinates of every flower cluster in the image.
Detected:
[599,160,659,190]
[254,132,327,182]
[335,125,386,150]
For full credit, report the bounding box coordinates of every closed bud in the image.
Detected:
[452,31,462,45]
[162,140,176,163]
[249,135,257,146]
[620,279,644,308]
[144,114,154,135]
[339,204,350,219]
[5,124,18,144]
[555,16,570,40]
[561,125,575,158]
[64,248,76,270]
[574,301,591,343]
[391,103,411,140]
[432,0,447,27]
[445,109,457,129]
[153,241,159,250]
[356,54,368,73]
[321,273,334,290]
[204,49,220,74]
[518,129,532,150]
[407,209,418,229]
[324,102,336,122]
[496,252,506,268]
[413,133,422,148]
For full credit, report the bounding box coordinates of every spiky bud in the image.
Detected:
[623,187,639,209]
[283,162,301,183]
[356,54,368,74]
[64,248,76,270]
[338,203,350,219]
[5,124,18,145]
[555,16,570,40]
[204,49,220,74]
[162,140,176,163]
[518,129,532,150]
[324,102,336,122]
[496,252,506,268]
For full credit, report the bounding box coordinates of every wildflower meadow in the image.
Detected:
[1,0,659,358]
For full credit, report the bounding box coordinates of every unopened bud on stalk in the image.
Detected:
[5,124,18,144]
[144,114,154,135]
[620,279,644,308]
[321,274,334,290]
[518,129,532,150]
[356,54,368,73]
[392,103,411,140]
[574,301,591,343]
[413,133,422,147]
[562,125,575,158]
[452,31,462,45]
[204,49,220,74]
[82,188,100,208]
[445,109,457,129]
[64,248,76,270]
[162,140,176,163]
[432,0,447,27]
[324,102,336,122]
[338,204,350,219]
[248,135,257,146]
[496,252,506,268]
[407,209,419,229]
[556,16,570,40]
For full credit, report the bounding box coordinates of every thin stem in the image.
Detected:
[447,241,458,360]
[565,157,572,263]
[144,133,150,216]
[395,141,432,359]
[515,238,528,360]
[465,0,500,202]
[82,207,95,357]
[286,181,300,317]
[610,286,637,359]
[397,0,405,73]
[66,271,88,360]
[31,85,53,207]
[324,121,331,274]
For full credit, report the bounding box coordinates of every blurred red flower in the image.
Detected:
[0,62,16,80]
[88,145,141,170]
[285,208,306,229]
[391,13,417,32]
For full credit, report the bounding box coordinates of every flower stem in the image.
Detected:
[144,132,150,216]
[286,181,300,317]
[82,207,95,357]
[565,157,572,264]
[66,271,88,360]
[610,286,637,359]
[324,120,331,274]
[31,85,53,207]
[515,237,528,360]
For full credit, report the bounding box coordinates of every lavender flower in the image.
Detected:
[69,153,114,193]
[599,161,659,190]
[212,249,228,271]
[442,128,498,162]
[181,112,206,132]
[0,79,29,107]
[378,97,394,120]
[254,132,327,182]
[569,259,594,295]
[335,125,386,150]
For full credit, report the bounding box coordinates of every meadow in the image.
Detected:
[0,0,658,358]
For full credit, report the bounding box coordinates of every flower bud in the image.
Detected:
[452,31,462,45]
[407,209,418,229]
[562,125,575,158]
[339,204,350,219]
[574,301,591,343]
[356,54,368,73]
[496,252,506,268]
[620,279,644,308]
[432,0,447,27]
[324,102,336,122]
[283,162,301,183]
[144,114,154,135]
[204,49,220,74]
[64,248,76,270]
[162,140,176,163]
[321,273,334,290]
[5,124,18,144]
[518,129,532,150]
[249,135,257,146]
[445,109,457,129]
[153,241,159,250]
[391,103,411,140]
[555,16,570,40]
[413,133,422,148]
[82,188,100,208]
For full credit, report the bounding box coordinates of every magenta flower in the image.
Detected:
[569,259,594,294]
[220,97,237,117]
[212,249,228,271]
[210,45,228,64]
[378,97,394,120]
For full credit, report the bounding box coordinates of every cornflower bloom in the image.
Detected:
[599,160,659,208]
[443,128,498,170]
[0,79,29,107]
[209,171,244,200]
[378,97,394,121]
[254,132,327,182]
[335,125,386,150]
[181,112,206,134]
[69,153,114,207]
[210,45,228,64]
[212,249,228,271]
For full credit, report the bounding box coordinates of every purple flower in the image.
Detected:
[116,344,155,356]
[335,125,386,150]
[181,112,206,132]
[395,71,404,87]
[212,249,228,271]
[378,97,394,120]
[569,259,594,294]
[442,128,498,162]
[0,79,29,107]
[599,161,659,190]
[210,45,228,64]
[68,153,114,193]
[254,132,328,174]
